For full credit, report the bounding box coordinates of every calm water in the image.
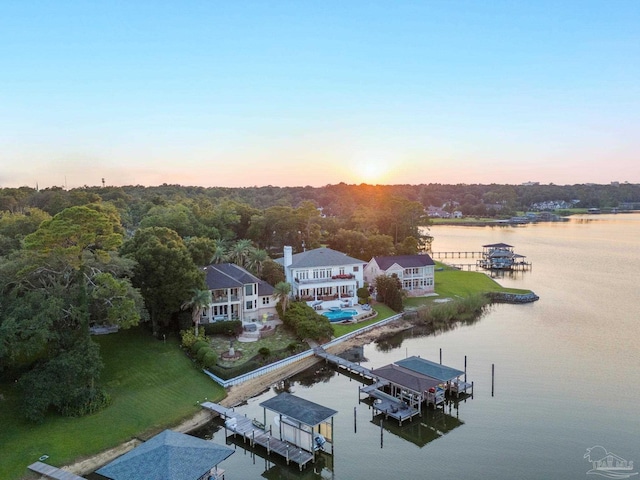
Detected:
[196,214,640,479]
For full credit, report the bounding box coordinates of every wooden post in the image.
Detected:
[267,435,270,454]
[286,444,290,465]
[492,363,497,392]
[439,348,442,365]
[354,406,357,433]
[464,355,467,383]
[380,418,384,448]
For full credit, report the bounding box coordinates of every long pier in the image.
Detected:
[431,251,483,259]
[201,402,315,471]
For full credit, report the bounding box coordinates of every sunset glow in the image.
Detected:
[1,2,638,188]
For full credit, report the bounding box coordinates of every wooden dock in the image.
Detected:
[27,462,87,480]
[364,388,421,424]
[314,347,375,380]
[201,402,315,471]
[431,251,483,259]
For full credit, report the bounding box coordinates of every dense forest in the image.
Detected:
[1,181,638,422]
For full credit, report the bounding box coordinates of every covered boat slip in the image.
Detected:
[396,356,473,396]
[360,356,473,424]
[202,393,337,471]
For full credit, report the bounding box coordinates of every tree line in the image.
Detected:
[1,180,638,422]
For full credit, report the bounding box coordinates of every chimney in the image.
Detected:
[284,246,293,267]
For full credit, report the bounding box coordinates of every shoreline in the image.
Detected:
[64,317,414,477]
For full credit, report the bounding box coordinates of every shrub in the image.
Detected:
[203,320,242,336]
[207,360,261,380]
[202,351,218,368]
[180,329,206,349]
[196,345,211,362]
[191,340,209,355]
[258,347,271,357]
[282,302,333,342]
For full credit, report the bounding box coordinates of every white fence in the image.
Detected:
[203,313,404,388]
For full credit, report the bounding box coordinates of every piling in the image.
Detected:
[491,364,495,397]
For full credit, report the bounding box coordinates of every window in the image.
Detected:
[245,284,253,296]
[262,297,270,305]
[353,266,359,272]
[246,301,253,310]
[339,267,345,275]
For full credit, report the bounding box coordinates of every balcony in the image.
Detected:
[295,274,355,285]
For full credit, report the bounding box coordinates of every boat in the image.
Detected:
[252,418,265,429]
[314,434,326,451]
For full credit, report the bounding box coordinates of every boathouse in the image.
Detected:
[95,429,233,480]
[260,392,337,456]
[478,243,531,271]
[396,356,470,395]
[360,356,472,424]
[203,393,337,471]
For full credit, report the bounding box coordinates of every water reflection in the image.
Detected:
[374,310,487,353]
[372,407,464,448]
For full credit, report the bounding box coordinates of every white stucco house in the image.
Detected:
[201,263,277,325]
[276,246,367,309]
[364,254,436,296]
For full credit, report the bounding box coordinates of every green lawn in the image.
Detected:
[0,327,225,480]
[331,304,396,337]
[209,328,301,367]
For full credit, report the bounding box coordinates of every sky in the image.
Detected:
[1,1,639,189]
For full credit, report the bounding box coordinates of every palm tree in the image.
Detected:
[210,245,228,264]
[273,281,291,316]
[247,247,269,276]
[229,239,253,267]
[181,288,212,336]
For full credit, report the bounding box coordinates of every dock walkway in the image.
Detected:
[314,347,375,380]
[365,389,420,424]
[27,462,87,480]
[201,402,315,470]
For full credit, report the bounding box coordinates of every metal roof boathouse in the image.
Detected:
[361,356,472,425]
[202,393,337,471]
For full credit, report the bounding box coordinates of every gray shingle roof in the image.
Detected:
[204,263,262,290]
[277,247,366,268]
[372,254,435,270]
[96,430,233,480]
[260,393,337,426]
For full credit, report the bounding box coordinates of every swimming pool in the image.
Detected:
[322,309,358,322]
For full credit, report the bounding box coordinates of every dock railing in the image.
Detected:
[203,312,404,388]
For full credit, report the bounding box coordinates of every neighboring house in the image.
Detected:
[96,429,233,480]
[202,263,276,324]
[276,246,366,309]
[364,254,435,296]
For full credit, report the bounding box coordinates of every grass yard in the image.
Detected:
[331,303,396,337]
[0,327,225,480]
[404,263,531,310]
[208,328,301,367]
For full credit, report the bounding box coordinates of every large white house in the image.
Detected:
[277,246,367,309]
[364,254,435,296]
[201,263,277,325]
